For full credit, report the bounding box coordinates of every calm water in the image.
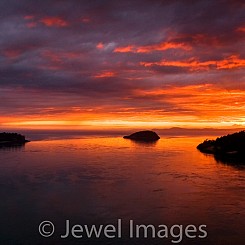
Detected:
[0,134,244,244]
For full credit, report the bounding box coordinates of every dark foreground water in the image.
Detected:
[0,133,244,245]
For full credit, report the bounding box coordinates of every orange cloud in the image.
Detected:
[217,55,245,69]
[236,26,245,32]
[96,42,104,49]
[114,41,191,53]
[114,45,135,53]
[132,84,245,125]
[40,17,68,27]
[136,42,192,53]
[94,71,117,78]
[140,55,245,71]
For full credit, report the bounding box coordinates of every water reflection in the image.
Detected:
[214,155,245,169]
[126,139,159,147]
[0,143,25,151]
[0,136,244,244]
[197,150,245,169]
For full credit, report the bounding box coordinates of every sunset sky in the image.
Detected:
[0,0,244,129]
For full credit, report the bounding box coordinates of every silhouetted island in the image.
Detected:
[197,130,245,164]
[0,132,30,147]
[123,130,160,142]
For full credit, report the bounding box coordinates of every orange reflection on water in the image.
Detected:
[1,135,244,244]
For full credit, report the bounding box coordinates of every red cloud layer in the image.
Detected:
[114,41,191,53]
[40,17,69,27]
[141,55,245,71]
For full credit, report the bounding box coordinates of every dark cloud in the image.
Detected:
[0,0,244,123]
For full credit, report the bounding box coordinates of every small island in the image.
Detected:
[0,132,30,147]
[123,130,160,142]
[197,130,245,164]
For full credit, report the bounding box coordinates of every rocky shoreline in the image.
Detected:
[197,131,245,165]
[0,132,30,147]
